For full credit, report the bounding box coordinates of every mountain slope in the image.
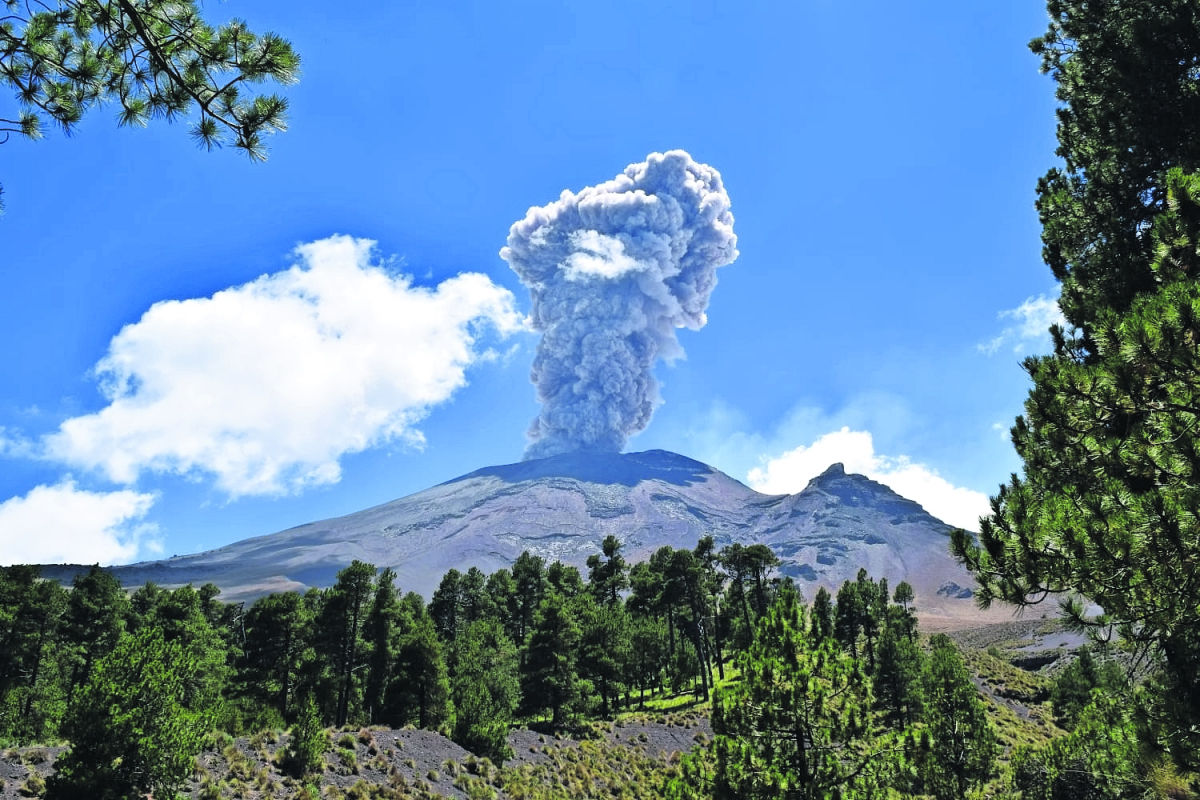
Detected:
[43,450,999,622]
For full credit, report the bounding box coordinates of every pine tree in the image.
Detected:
[919,635,997,800]
[363,568,402,725]
[577,594,631,716]
[811,585,834,642]
[705,590,904,799]
[0,0,301,208]
[546,560,585,598]
[1049,648,1126,731]
[717,544,754,648]
[484,568,517,637]
[693,536,727,680]
[48,627,218,800]
[954,169,1200,764]
[625,613,668,705]
[0,566,68,743]
[834,580,862,659]
[1012,695,1145,800]
[521,592,581,725]
[742,544,780,618]
[950,0,1200,764]
[856,569,881,670]
[322,561,375,727]
[874,619,925,728]
[586,534,630,606]
[511,551,547,645]
[61,565,127,703]
[450,618,518,763]
[283,694,326,779]
[240,590,310,723]
[429,568,465,646]
[459,566,492,625]
[389,611,452,731]
[891,581,916,641]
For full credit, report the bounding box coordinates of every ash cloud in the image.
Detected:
[500,150,738,460]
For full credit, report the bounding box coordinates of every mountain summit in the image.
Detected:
[45,450,991,622]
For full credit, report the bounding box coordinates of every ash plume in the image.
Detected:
[500,150,738,460]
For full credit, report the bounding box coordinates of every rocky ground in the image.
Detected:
[0,712,711,800]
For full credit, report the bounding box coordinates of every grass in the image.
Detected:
[963,648,1052,704]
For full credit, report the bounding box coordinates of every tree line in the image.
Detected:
[0,537,800,793]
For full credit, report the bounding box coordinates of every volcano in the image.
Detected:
[43,450,1006,624]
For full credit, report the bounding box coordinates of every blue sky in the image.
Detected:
[0,0,1062,565]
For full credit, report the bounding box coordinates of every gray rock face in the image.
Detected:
[41,450,993,620]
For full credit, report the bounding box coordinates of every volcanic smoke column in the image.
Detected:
[500,150,738,460]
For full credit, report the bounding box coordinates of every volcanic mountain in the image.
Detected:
[46,450,1005,623]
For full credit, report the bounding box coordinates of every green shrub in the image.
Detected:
[46,627,220,800]
[282,697,327,778]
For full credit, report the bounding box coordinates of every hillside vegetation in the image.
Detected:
[1,534,1182,798]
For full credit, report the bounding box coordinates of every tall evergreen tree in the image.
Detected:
[521,592,581,725]
[811,585,834,642]
[429,568,465,645]
[450,618,519,763]
[919,635,997,800]
[388,611,452,730]
[511,551,547,646]
[61,566,128,702]
[0,569,68,743]
[703,590,903,799]
[891,581,916,641]
[834,580,862,659]
[693,535,727,679]
[577,594,632,716]
[874,619,925,728]
[459,566,492,624]
[1012,695,1145,800]
[363,568,402,725]
[717,544,754,646]
[485,567,517,636]
[1049,647,1126,731]
[625,613,668,705]
[742,544,780,618]
[240,589,310,723]
[319,561,375,727]
[950,0,1200,765]
[139,585,230,714]
[546,560,585,598]
[586,534,630,606]
[855,569,881,670]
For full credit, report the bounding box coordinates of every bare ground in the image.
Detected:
[0,714,710,800]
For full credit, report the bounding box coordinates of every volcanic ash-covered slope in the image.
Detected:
[61,450,995,620]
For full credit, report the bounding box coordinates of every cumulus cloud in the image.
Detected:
[979,293,1066,356]
[43,235,522,496]
[0,481,156,565]
[501,150,738,460]
[747,427,990,531]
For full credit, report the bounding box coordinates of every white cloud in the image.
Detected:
[747,427,990,531]
[979,293,1066,356]
[44,235,523,497]
[0,480,157,565]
